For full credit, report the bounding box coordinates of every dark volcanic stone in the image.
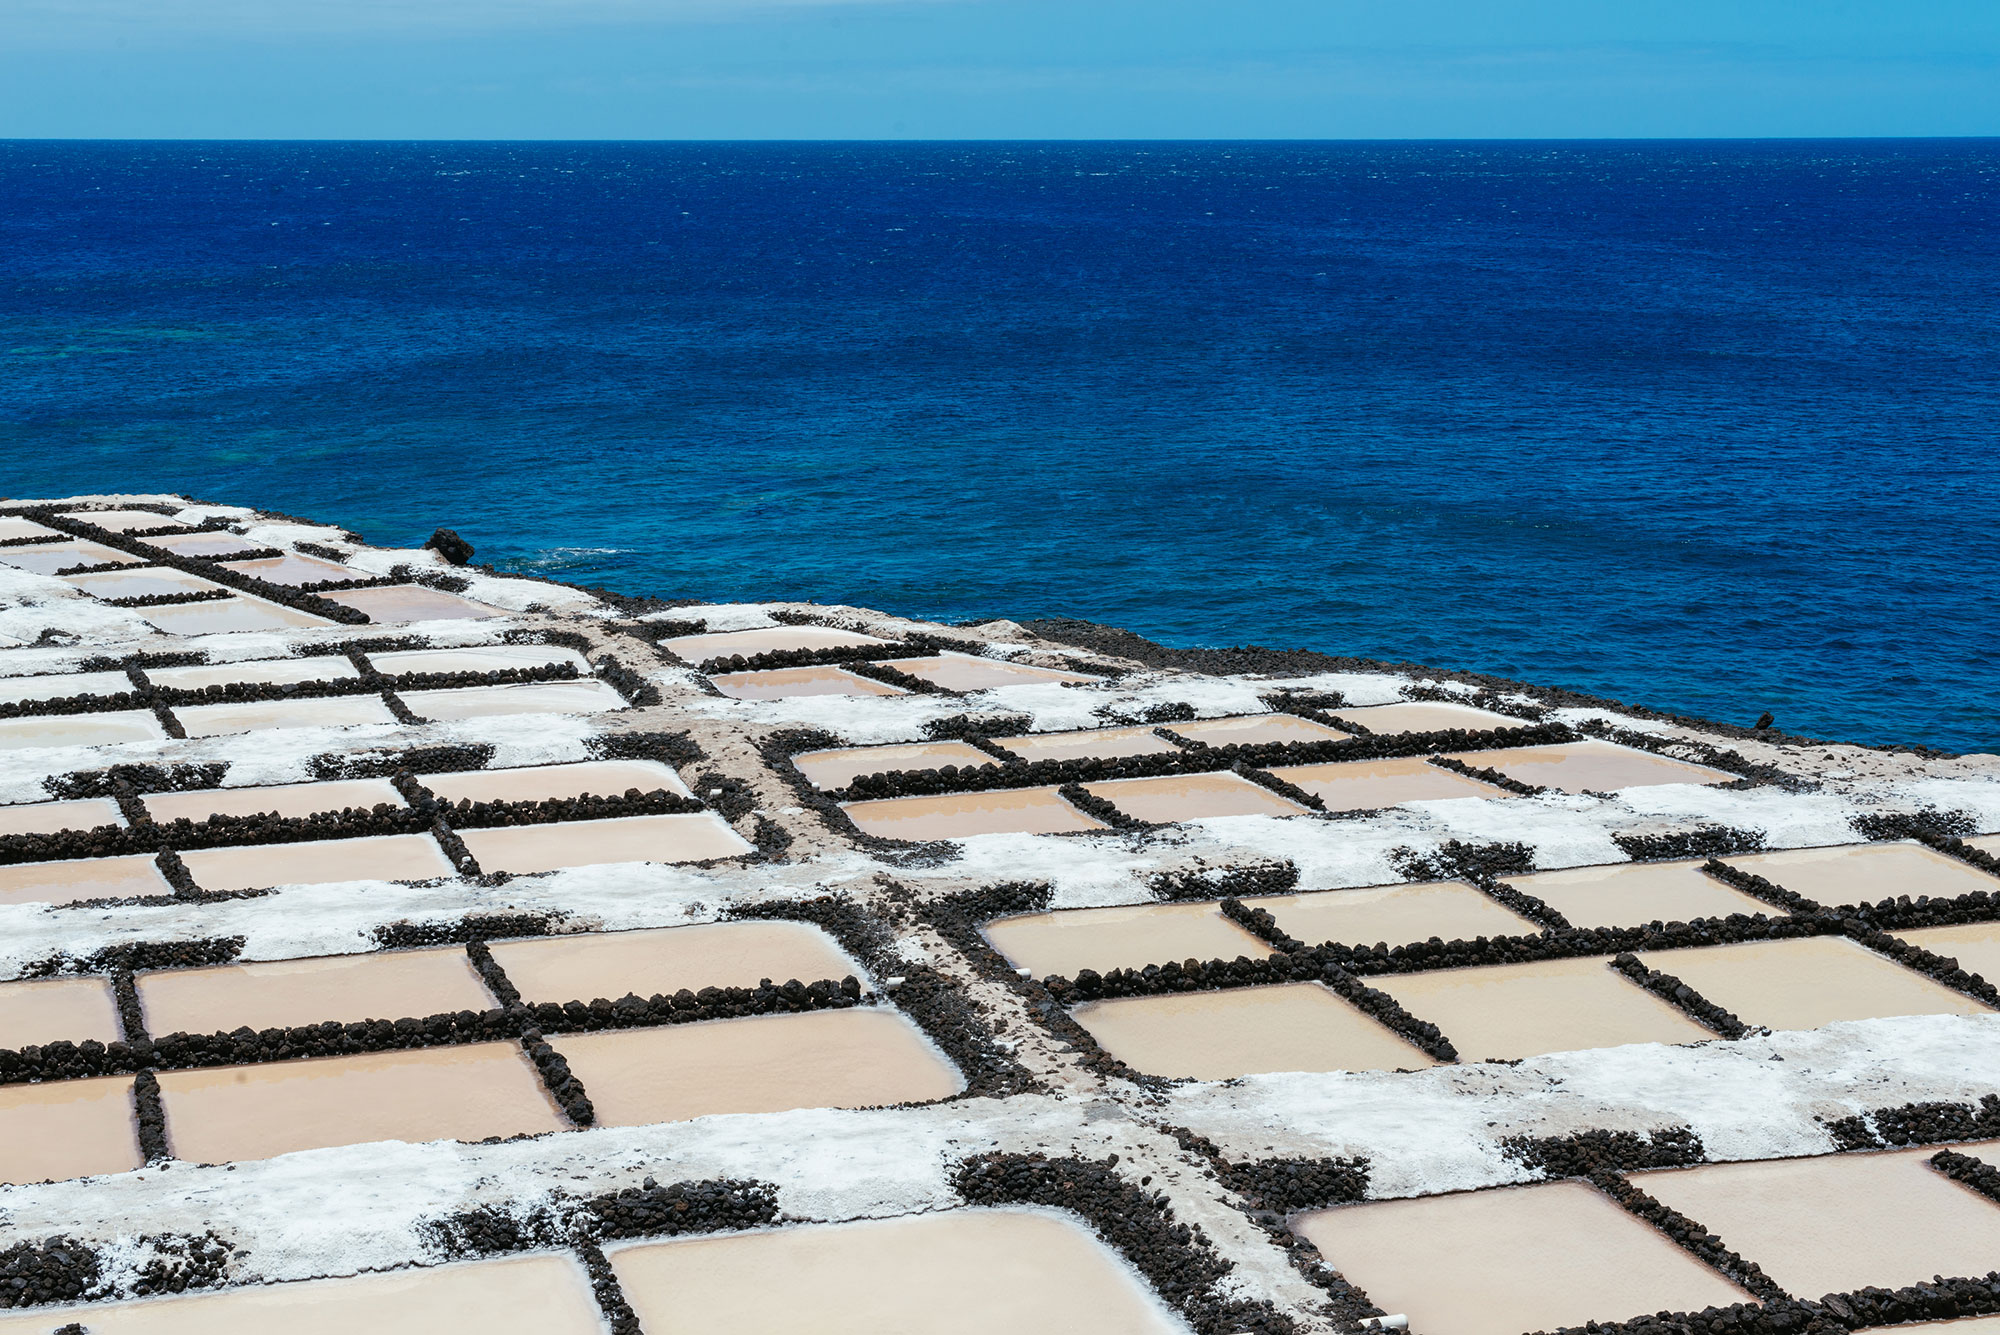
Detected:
[424,528,475,565]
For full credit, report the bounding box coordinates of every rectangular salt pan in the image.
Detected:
[367,643,591,675]
[1331,701,1529,735]
[142,777,405,823]
[63,566,230,600]
[179,833,457,893]
[489,921,860,1005]
[320,584,500,623]
[1170,713,1350,746]
[226,552,361,586]
[1081,771,1308,821]
[424,758,691,804]
[873,654,1099,690]
[552,1008,962,1127]
[793,740,997,790]
[710,665,906,699]
[0,1074,142,1187]
[1506,859,1773,930]
[0,668,135,704]
[138,946,495,1036]
[1268,755,1513,811]
[454,812,752,873]
[984,901,1274,978]
[147,655,359,691]
[1637,1145,2000,1298]
[0,795,124,837]
[0,853,172,907]
[156,1041,566,1163]
[609,1208,1185,1335]
[0,1253,611,1335]
[842,786,1108,839]
[1895,921,2000,984]
[0,975,122,1049]
[666,624,895,661]
[58,509,190,532]
[1371,956,1713,1061]
[1070,981,1436,1079]
[1293,1180,1751,1335]
[0,539,145,574]
[1259,879,1539,950]
[989,725,1181,764]
[399,679,627,721]
[142,595,335,634]
[1632,935,1990,1032]
[0,517,60,542]
[139,530,268,557]
[1450,739,1735,793]
[1722,841,2000,908]
[0,709,166,751]
[175,694,397,737]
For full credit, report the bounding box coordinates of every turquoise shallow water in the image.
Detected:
[2,140,1996,751]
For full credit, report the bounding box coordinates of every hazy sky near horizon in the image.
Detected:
[3,0,1996,140]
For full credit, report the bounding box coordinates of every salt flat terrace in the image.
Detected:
[2,492,1999,1335]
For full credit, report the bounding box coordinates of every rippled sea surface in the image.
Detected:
[2,141,1996,750]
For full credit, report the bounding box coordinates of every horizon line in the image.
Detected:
[3,133,1998,144]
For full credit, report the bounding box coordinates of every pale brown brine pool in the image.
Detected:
[1448,739,1736,793]
[137,947,495,1035]
[156,1042,567,1163]
[423,757,691,804]
[710,665,907,700]
[146,656,359,691]
[0,796,124,837]
[453,812,752,873]
[1330,701,1528,735]
[0,1075,142,1186]
[1636,1143,2000,1298]
[1294,1180,1751,1335]
[983,900,1274,978]
[1722,840,2000,908]
[1258,879,1539,949]
[1504,859,1772,930]
[1268,755,1513,812]
[1632,936,1991,1032]
[792,740,996,790]
[1370,956,1713,1061]
[0,974,121,1049]
[141,596,335,635]
[489,921,859,1005]
[552,1008,962,1126]
[319,585,500,623]
[399,679,628,721]
[842,786,1108,839]
[174,697,394,738]
[141,776,405,823]
[988,724,1182,763]
[874,653,1098,691]
[178,833,455,893]
[1081,771,1308,821]
[1070,981,1437,1079]
[0,710,166,751]
[609,1209,1184,1335]
[0,1252,609,1334]
[0,853,172,906]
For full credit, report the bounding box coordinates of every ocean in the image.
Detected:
[1,140,1995,751]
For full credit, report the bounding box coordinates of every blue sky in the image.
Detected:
[4,0,1996,139]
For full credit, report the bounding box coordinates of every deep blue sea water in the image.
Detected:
[2,141,1996,751]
